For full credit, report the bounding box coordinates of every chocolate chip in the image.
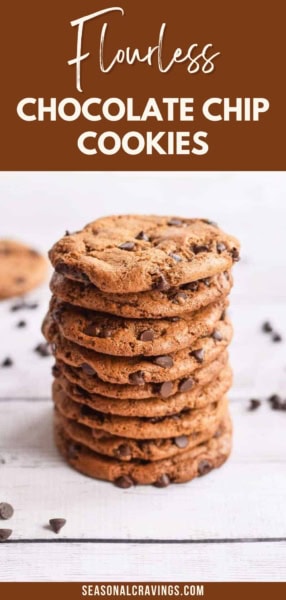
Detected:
[116,444,132,459]
[129,371,145,385]
[217,242,226,254]
[52,365,60,378]
[34,343,52,357]
[213,427,223,438]
[231,248,240,262]
[10,301,26,312]
[81,405,105,423]
[201,277,211,286]
[190,349,205,363]
[80,363,96,376]
[154,474,170,488]
[1,357,13,367]
[179,378,194,392]
[84,324,113,338]
[119,242,135,251]
[153,274,170,291]
[212,330,223,341]
[181,281,199,291]
[0,503,14,520]
[153,355,174,368]
[169,253,182,262]
[172,292,187,304]
[248,399,261,411]
[0,529,12,541]
[156,382,173,398]
[68,442,81,459]
[220,310,226,321]
[114,476,134,489]
[192,245,209,254]
[198,460,213,476]
[268,394,285,410]
[136,231,149,241]
[139,329,155,342]
[167,218,184,227]
[16,320,26,328]
[55,263,90,281]
[272,333,282,342]
[262,321,273,333]
[49,518,66,534]
[174,436,189,449]
[202,219,218,228]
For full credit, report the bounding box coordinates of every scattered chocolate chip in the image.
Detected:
[224,271,230,281]
[179,377,194,392]
[153,274,170,291]
[34,343,52,357]
[1,357,13,367]
[65,230,70,236]
[28,302,39,310]
[262,321,273,333]
[268,394,286,410]
[154,474,170,488]
[136,231,149,241]
[192,245,209,254]
[0,529,12,542]
[153,355,174,368]
[220,310,226,321]
[10,301,26,312]
[190,349,205,363]
[156,382,173,398]
[212,330,223,341]
[231,248,240,262]
[216,242,226,254]
[272,333,282,342]
[84,324,113,338]
[119,242,135,251]
[167,218,184,227]
[174,436,189,449]
[198,460,213,476]
[114,476,134,489]
[248,399,261,411]
[129,371,145,385]
[181,281,199,291]
[0,503,14,520]
[139,329,155,342]
[16,320,26,328]
[80,363,96,376]
[116,444,132,459]
[49,518,66,534]
[169,253,182,262]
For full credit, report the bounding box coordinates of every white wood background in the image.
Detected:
[0,172,286,582]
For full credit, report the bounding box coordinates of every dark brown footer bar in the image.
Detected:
[0,583,286,600]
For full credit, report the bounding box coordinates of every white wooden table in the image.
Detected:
[1,172,286,582]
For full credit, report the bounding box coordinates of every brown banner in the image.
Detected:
[1,0,285,170]
[1,583,286,599]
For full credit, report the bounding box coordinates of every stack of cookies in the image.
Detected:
[43,215,240,488]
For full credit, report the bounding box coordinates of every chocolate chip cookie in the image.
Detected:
[44,297,227,357]
[55,410,229,463]
[45,317,232,385]
[50,270,233,319]
[53,379,228,439]
[49,215,240,294]
[54,411,232,485]
[0,239,48,299]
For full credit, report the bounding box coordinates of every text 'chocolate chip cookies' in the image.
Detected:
[43,214,240,488]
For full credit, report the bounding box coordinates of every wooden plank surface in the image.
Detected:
[1,172,286,582]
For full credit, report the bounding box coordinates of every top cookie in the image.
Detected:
[0,239,48,299]
[49,215,240,294]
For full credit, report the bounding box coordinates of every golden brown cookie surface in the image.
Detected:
[0,239,48,299]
